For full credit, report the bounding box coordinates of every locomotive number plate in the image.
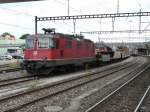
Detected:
[33,51,38,56]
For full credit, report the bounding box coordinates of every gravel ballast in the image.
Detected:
[87,58,150,112]
[5,57,146,112]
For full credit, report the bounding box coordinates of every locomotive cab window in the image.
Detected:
[38,38,49,48]
[26,39,34,49]
[38,38,54,48]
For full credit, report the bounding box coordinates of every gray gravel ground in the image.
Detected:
[0,70,30,81]
[6,57,145,112]
[87,58,150,112]
[137,86,150,112]
[0,57,140,112]
[0,78,37,93]
[0,57,134,99]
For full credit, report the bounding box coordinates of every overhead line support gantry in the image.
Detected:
[35,11,150,34]
[80,30,150,34]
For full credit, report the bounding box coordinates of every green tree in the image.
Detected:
[20,34,30,39]
[1,32,14,37]
[20,44,26,51]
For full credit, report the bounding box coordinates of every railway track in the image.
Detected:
[0,64,9,68]
[0,76,36,87]
[0,67,21,73]
[0,58,132,89]
[0,57,144,112]
[0,57,133,89]
[85,60,150,112]
[0,61,22,74]
[134,85,150,112]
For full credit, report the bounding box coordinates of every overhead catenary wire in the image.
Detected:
[0,6,35,17]
[0,0,106,35]
[53,0,107,31]
[0,0,81,34]
[135,0,150,39]
[56,0,85,14]
[0,22,33,30]
[142,0,150,38]
[40,0,150,42]
[0,6,35,30]
[145,0,150,10]
[135,0,142,10]
[1,0,150,42]
[48,0,90,33]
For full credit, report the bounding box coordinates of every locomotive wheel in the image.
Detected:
[26,68,35,75]
[37,67,55,75]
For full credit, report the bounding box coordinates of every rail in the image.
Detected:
[1,58,140,111]
[85,64,150,112]
[134,85,150,112]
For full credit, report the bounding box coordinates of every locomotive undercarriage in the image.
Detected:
[23,57,97,75]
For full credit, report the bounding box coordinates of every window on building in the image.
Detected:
[7,49,17,53]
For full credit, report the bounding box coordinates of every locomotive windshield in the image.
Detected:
[38,37,54,48]
[26,35,54,49]
[38,38,48,48]
[26,39,34,49]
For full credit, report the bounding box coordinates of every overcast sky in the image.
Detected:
[0,0,150,42]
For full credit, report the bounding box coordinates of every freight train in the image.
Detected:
[23,29,129,75]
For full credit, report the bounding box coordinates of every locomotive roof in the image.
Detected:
[58,33,83,39]
[27,33,93,43]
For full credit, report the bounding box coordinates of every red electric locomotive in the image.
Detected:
[23,29,96,75]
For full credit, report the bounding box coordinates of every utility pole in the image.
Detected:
[98,19,102,47]
[73,19,76,33]
[128,20,132,42]
[139,9,141,33]
[68,0,70,16]
[112,17,115,31]
[117,0,119,13]
[35,16,37,34]
[112,0,119,32]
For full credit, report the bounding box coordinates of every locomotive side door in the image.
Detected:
[58,37,64,58]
